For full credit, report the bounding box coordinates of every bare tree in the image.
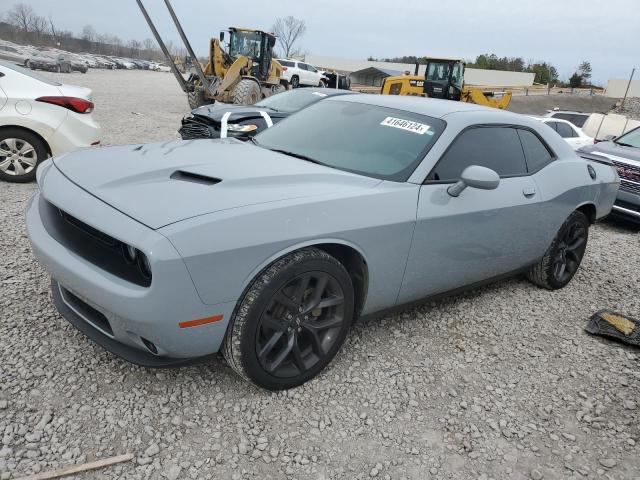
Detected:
[31,15,48,38]
[271,16,306,58]
[7,3,35,33]
[81,24,96,43]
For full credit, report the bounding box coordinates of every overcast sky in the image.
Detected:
[12,0,640,84]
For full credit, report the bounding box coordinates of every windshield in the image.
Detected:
[255,100,445,181]
[229,31,262,59]
[614,127,640,148]
[426,62,451,82]
[0,59,61,86]
[256,89,332,113]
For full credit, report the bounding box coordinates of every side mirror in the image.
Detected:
[219,31,225,42]
[447,165,500,197]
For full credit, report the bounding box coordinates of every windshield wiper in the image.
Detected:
[266,148,325,165]
[615,141,637,148]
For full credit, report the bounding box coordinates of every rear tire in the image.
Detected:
[231,79,261,105]
[223,247,354,390]
[290,75,299,88]
[526,211,589,290]
[318,79,326,87]
[0,128,48,183]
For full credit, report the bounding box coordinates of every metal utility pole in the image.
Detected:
[621,68,636,109]
[135,0,187,93]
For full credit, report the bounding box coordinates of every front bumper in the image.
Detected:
[26,168,236,364]
[612,189,640,221]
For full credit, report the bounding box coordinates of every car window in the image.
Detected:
[279,60,294,67]
[298,63,308,71]
[308,65,317,73]
[545,121,559,132]
[614,127,640,148]
[255,89,332,113]
[0,59,61,85]
[555,122,577,138]
[551,113,589,128]
[517,129,554,172]
[255,100,446,181]
[428,126,528,181]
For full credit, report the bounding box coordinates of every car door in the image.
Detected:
[296,63,309,85]
[398,125,544,303]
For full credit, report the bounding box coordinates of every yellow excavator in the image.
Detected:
[136,0,284,108]
[381,58,512,110]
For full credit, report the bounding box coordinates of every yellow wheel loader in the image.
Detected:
[136,0,285,109]
[381,58,512,110]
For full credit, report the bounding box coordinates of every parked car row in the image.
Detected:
[0,40,172,74]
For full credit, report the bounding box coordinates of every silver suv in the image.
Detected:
[580,126,640,222]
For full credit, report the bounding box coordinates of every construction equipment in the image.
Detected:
[136,0,285,109]
[381,58,512,110]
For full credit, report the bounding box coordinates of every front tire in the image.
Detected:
[231,79,261,105]
[0,129,47,183]
[223,248,354,390]
[526,211,589,289]
[290,75,300,88]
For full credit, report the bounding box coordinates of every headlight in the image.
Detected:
[138,252,152,279]
[226,124,258,132]
[122,244,137,263]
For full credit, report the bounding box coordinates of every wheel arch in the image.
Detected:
[575,202,596,224]
[240,239,369,319]
[0,124,52,157]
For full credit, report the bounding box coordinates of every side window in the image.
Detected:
[517,129,554,172]
[428,126,528,182]
[545,121,559,132]
[308,65,317,73]
[298,63,308,71]
[555,122,577,138]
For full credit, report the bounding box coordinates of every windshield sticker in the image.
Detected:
[380,117,430,134]
[312,92,328,97]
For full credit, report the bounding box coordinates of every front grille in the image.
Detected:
[60,286,113,336]
[39,197,151,287]
[179,116,215,140]
[611,160,640,195]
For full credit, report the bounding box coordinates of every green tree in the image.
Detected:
[526,62,558,85]
[569,73,582,88]
[578,61,592,84]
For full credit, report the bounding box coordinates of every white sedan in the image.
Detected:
[533,117,593,150]
[0,60,101,182]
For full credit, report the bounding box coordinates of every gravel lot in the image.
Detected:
[1,70,639,480]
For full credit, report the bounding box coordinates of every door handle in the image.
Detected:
[522,186,536,197]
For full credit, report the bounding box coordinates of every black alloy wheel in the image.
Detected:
[223,247,355,390]
[256,271,346,378]
[551,220,587,284]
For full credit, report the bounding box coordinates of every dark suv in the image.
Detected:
[581,126,640,222]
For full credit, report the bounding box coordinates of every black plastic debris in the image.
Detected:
[585,310,640,348]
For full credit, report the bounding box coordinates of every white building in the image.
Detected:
[302,54,535,87]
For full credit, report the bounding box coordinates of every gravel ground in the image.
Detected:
[613,97,640,121]
[1,70,639,480]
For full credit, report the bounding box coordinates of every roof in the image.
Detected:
[351,66,406,77]
[327,94,506,118]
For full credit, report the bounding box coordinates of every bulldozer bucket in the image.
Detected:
[463,88,512,110]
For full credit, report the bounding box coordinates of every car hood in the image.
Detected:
[52,139,380,229]
[191,102,276,123]
[581,141,640,165]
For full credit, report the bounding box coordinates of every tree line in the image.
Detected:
[1,2,185,61]
[373,53,594,87]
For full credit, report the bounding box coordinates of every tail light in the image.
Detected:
[282,66,288,71]
[36,96,94,114]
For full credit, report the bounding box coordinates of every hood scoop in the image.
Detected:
[170,170,221,186]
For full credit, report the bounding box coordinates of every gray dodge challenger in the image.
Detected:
[26,95,619,390]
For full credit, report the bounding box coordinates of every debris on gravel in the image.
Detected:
[0,70,638,479]
[613,96,640,120]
